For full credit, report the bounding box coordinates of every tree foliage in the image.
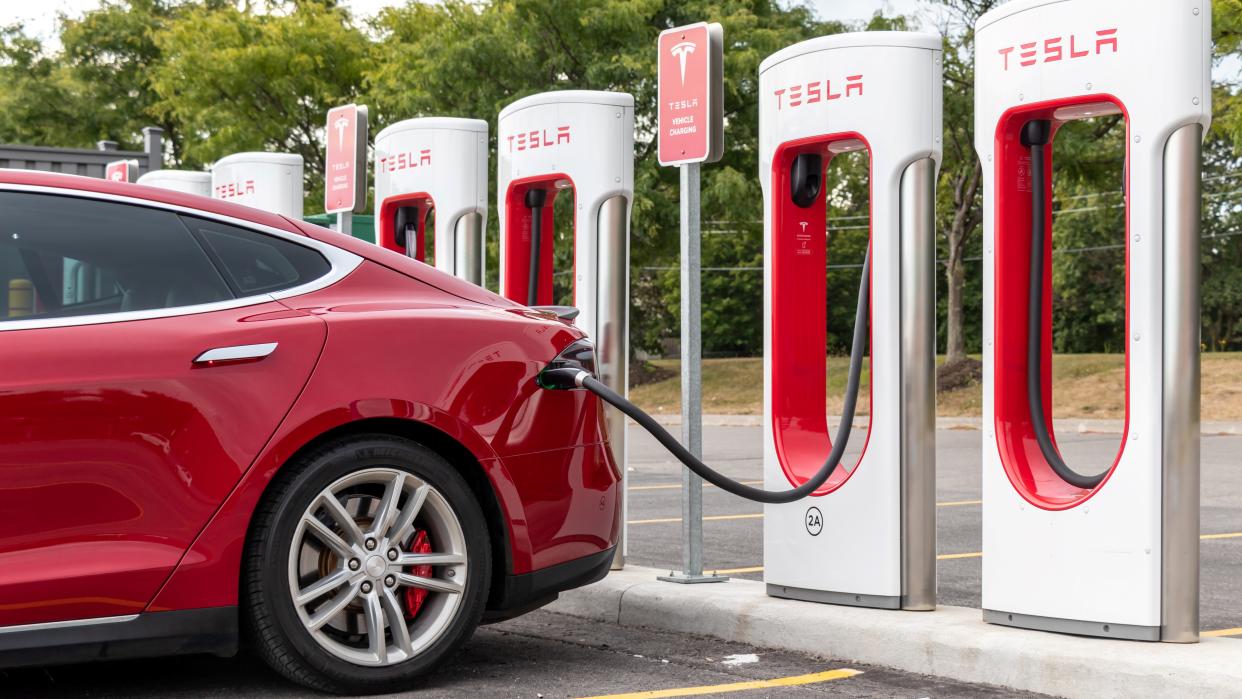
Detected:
[3,0,1242,354]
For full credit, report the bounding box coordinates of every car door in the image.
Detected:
[0,190,354,627]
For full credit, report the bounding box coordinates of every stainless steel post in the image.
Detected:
[597,195,629,570]
[899,158,937,611]
[659,162,726,584]
[337,211,352,237]
[454,213,484,286]
[1161,123,1201,643]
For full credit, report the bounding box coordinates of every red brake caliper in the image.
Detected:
[404,530,433,619]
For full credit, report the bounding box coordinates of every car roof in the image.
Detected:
[0,168,301,235]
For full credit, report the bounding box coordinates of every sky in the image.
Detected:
[0,0,927,48]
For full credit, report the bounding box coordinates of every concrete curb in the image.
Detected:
[641,414,1242,435]
[547,566,1242,699]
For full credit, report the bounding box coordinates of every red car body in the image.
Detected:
[0,170,620,660]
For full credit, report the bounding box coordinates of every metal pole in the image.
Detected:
[337,211,353,237]
[659,162,726,584]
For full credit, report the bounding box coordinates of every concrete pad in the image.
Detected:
[548,566,1242,699]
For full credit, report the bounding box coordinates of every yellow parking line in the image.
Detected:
[1202,531,1242,540]
[628,513,764,526]
[1204,627,1242,637]
[627,499,981,525]
[937,552,983,560]
[712,566,765,575]
[575,668,862,699]
[629,481,765,492]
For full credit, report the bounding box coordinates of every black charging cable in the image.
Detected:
[525,188,548,306]
[1022,120,1105,489]
[543,246,870,504]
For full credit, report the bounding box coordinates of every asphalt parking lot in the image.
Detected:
[7,425,1235,697]
[624,424,1242,637]
[5,604,1041,698]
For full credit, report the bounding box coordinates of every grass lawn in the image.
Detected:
[630,354,1242,421]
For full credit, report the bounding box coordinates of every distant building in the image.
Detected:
[0,127,163,179]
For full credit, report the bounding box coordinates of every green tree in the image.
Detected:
[367,0,833,354]
[150,0,369,205]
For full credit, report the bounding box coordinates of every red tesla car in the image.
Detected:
[0,170,620,693]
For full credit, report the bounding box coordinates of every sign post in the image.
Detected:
[325,103,369,236]
[104,159,139,184]
[656,21,725,585]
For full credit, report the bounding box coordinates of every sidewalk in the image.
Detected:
[645,414,1242,435]
[548,566,1242,699]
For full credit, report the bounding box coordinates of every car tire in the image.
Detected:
[243,434,491,694]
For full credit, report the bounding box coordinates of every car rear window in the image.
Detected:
[183,217,331,296]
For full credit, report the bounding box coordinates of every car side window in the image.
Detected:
[0,192,233,323]
[183,217,331,296]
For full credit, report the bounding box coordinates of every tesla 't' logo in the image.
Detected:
[334,115,350,148]
[670,41,696,84]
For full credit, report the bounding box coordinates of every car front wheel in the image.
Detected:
[244,435,491,694]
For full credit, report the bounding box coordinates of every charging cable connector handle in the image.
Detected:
[541,249,872,504]
[525,188,549,307]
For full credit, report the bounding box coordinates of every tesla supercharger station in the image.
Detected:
[210,152,305,218]
[497,90,634,568]
[760,33,941,609]
[137,170,211,197]
[374,118,488,284]
[976,0,1209,641]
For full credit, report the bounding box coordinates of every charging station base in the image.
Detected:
[767,584,901,610]
[982,609,1160,642]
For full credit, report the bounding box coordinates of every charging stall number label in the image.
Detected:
[805,506,823,536]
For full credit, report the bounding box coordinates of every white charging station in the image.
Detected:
[374,118,488,284]
[137,169,212,197]
[497,90,634,567]
[210,152,304,218]
[976,0,1209,641]
[760,33,941,610]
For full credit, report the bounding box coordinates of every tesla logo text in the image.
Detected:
[378,149,432,173]
[670,41,696,84]
[215,180,255,199]
[508,126,571,152]
[773,74,863,111]
[999,28,1117,70]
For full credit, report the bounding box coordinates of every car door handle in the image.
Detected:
[193,342,279,365]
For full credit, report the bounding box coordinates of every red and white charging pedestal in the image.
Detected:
[374,118,488,284]
[210,152,305,218]
[760,33,941,610]
[497,90,634,568]
[137,170,211,197]
[976,0,1209,641]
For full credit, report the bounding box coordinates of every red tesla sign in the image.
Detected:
[658,22,724,166]
[105,159,136,183]
[325,103,368,214]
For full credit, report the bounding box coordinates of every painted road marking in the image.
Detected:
[1202,531,1242,540]
[575,668,862,698]
[627,499,982,525]
[937,552,984,560]
[1204,627,1242,637]
[712,566,764,575]
[629,513,764,525]
[629,481,765,492]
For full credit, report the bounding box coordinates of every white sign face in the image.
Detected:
[657,22,724,166]
[324,103,369,214]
